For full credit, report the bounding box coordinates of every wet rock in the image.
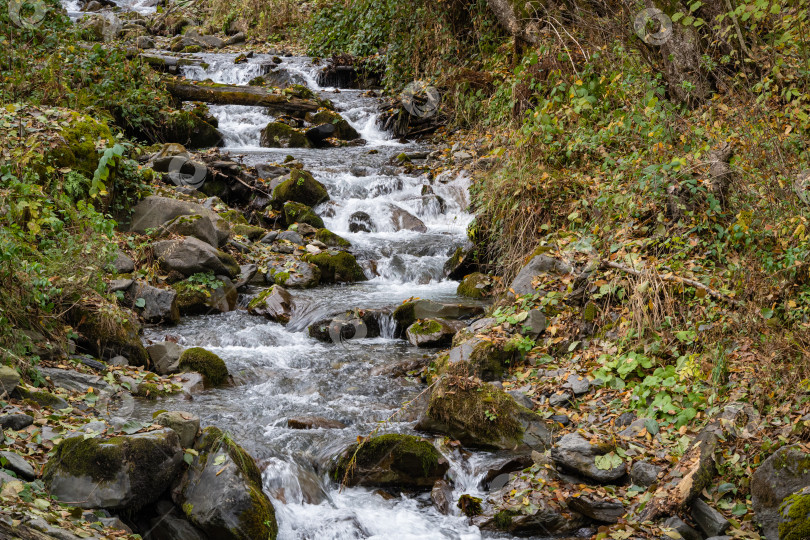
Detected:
[416,379,553,452]
[178,347,229,387]
[752,444,810,539]
[287,416,346,429]
[304,251,367,283]
[630,460,662,487]
[277,230,304,245]
[349,211,375,233]
[566,495,625,523]
[266,257,321,288]
[110,250,135,274]
[691,498,730,537]
[44,428,183,510]
[283,201,324,228]
[662,516,702,540]
[443,246,477,280]
[0,412,34,431]
[128,282,180,325]
[172,426,277,540]
[153,237,239,278]
[0,451,36,480]
[551,433,626,483]
[247,285,294,324]
[431,479,454,514]
[154,411,200,448]
[480,453,534,490]
[331,434,448,490]
[0,366,20,395]
[308,309,387,343]
[389,204,427,232]
[305,123,336,143]
[173,275,238,315]
[508,254,575,297]
[143,499,208,540]
[406,319,455,348]
[392,299,484,331]
[234,263,257,289]
[260,121,312,148]
[441,336,513,381]
[147,342,183,375]
[305,109,359,141]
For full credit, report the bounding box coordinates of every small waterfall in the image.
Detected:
[377,313,397,339]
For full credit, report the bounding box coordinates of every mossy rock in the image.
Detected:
[305,108,359,141]
[247,285,293,324]
[47,113,114,178]
[416,378,552,451]
[315,228,351,248]
[270,169,329,208]
[174,426,278,540]
[43,429,183,511]
[178,347,229,386]
[72,306,149,367]
[457,273,492,298]
[441,336,514,381]
[231,223,267,241]
[260,122,312,149]
[780,487,810,540]
[219,210,248,225]
[331,434,448,490]
[406,319,455,348]
[159,110,222,149]
[14,387,69,410]
[304,251,367,283]
[283,201,324,228]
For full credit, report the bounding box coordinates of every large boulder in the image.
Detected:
[173,275,238,315]
[128,282,180,325]
[752,445,810,539]
[388,204,427,232]
[153,237,239,278]
[438,336,513,381]
[331,434,448,490]
[154,411,200,448]
[457,272,493,298]
[304,251,367,283]
[270,169,329,208]
[71,306,149,366]
[147,341,183,375]
[260,121,312,148]
[416,378,553,452]
[44,429,183,510]
[172,426,278,540]
[777,486,810,540]
[247,286,294,324]
[159,214,220,248]
[178,347,229,386]
[392,299,483,332]
[308,309,387,343]
[508,254,575,297]
[551,433,626,483]
[129,196,229,246]
[315,228,351,248]
[305,109,359,141]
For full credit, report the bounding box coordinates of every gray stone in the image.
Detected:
[111,250,135,274]
[248,286,294,324]
[234,263,257,289]
[178,372,204,395]
[507,388,534,410]
[630,460,662,487]
[564,373,591,396]
[752,444,810,540]
[109,278,134,292]
[260,231,279,243]
[145,500,207,540]
[155,411,200,448]
[172,426,277,540]
[548,391,572,407]
[508,254,575,297]
[159,213,219,248]
[152,237,238,278]
[277,230,303,245]
[0,451,36,480]
[129,196,229,246]
[134,35,154,49]
[109,355,129,367]
[406,318,455,348]
[0,412,34,431]
[431,479,454,515]
[266,258,320,288]
[349,211,375,233]
[566,495,625,523]
[40,367,110,394]
[287,416,346,430]
[663,516,702,540]
[45,428,183,510]
[388,204,427,232]
[0,366,20,395]
[129,282,180,324]
[523,309,547,338]
[691,498,730,537]
[550,433,626,483]
[147,342,184,375]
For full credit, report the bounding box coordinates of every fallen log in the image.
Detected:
[137,53,207,74]
[164,80,322,116]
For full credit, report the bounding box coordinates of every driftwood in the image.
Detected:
[136,53,206,74]
[600,260,741,307]
[639,403,757,521]
[164,81,322,116]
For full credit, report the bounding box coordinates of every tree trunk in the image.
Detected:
[164,81,322,116]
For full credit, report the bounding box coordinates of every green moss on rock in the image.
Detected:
[457,273,491,298]
[393,301,417,330]
[178,347,229,386]
[283,201,324,228]
[409,319,443,335]
[315,228,351,248]
[260,122,312,149]
[304,251,366,283]
[231,223,267,240]
[219,210,248,225]
[780,488,810,540]
[306,109,359,140]
[271,169,329,208]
